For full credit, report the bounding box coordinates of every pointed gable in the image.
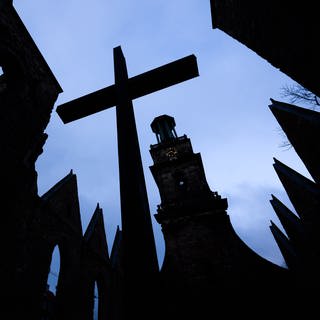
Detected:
[110,226,123,269]
[84,204,109,263]
[41,170,83,237]
[269,99,320,183]
[270,195,304,244]
[273,158,320,223]
[270,221,297,270]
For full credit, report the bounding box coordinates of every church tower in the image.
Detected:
[149,114,231,303]
[149,115,292,317]
[149,114,227,224]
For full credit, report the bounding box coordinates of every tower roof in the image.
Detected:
[150,114,178,144]
[151,114,176,133]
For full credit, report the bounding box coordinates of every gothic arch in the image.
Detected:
[80,267,111,320]
[47,244,60,294]
[46,234,82,319]
[95,272,109,320]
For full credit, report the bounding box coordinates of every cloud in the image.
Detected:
[225,183,295,265]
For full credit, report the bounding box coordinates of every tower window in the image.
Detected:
[174,171,188,193]
[177,177,187,193]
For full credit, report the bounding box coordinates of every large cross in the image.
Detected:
[56,46,198,280]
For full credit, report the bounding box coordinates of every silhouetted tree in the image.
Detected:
[281,84,320,109]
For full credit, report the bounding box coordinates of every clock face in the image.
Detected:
[166,147,178,160]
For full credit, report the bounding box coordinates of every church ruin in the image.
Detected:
[1,1,319,319]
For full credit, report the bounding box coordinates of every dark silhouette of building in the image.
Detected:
[1,1,319,319]
[1,1,62,318]
[268,100,320,288]
[210,0,320,291]
[0,2,110,319]
[147,115,296,317]
[41,285,55,320]
[210,0,320,98]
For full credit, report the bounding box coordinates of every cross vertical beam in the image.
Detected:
[113,46,159,279]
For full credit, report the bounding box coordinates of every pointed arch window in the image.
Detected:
[92,276,108,320]
[93,281,99,320]
[47,245,60,295]
[42,245,60,319]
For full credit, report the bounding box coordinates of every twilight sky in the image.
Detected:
[14,0,310,280]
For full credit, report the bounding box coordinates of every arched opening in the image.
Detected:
[0,65,7,93]
[47,245,60,295]
[92,276,109,320]
[93,281,99,320]
[42,245,60,319]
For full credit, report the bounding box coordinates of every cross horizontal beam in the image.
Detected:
[56,54,199,123]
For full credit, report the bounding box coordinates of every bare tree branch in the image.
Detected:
[278,84,320,149]
[281,84,320,109]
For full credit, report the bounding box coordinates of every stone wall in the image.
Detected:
[0,2,61,318]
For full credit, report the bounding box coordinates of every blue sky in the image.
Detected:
[14,0,310,283]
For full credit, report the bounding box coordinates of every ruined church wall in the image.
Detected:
[0,2,62,318]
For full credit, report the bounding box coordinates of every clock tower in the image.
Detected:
[149,115,290,317]
[149,114,227,223]
[149,114,229,290]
